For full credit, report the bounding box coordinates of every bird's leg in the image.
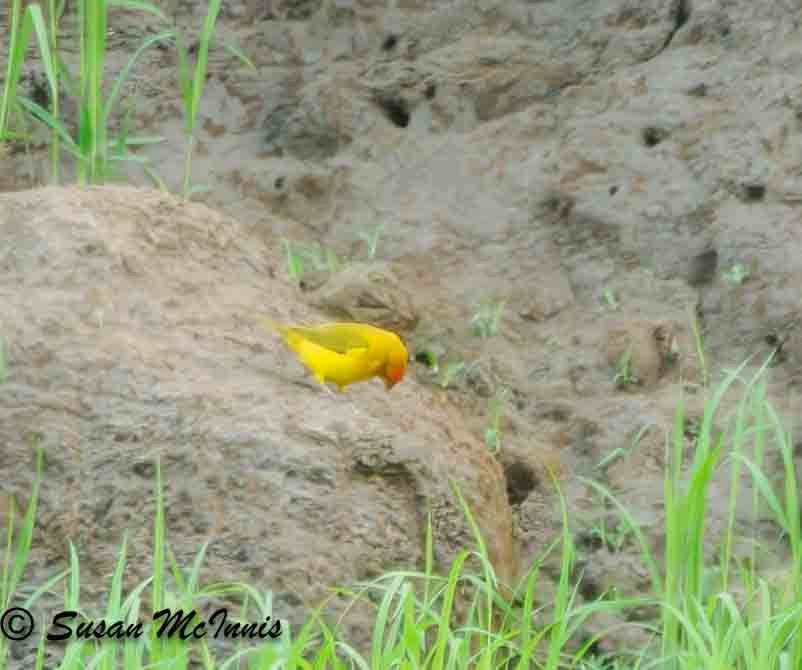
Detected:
[318,383,362,417]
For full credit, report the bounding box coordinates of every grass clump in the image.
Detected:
[280,225,388,286]
[586,355,802,670]
[281,238,346,284]
[3,357,802,668]
[1,0,254,193]
[171,0,254,199]
[18,0,173,184]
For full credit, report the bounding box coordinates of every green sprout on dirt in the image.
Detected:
[281,238,305,282]
[358,223,385,260]
[688,303,709,388]
[588,515,632,553]
[596,422,655,471]
[281,225,387,287]
[171,0,255,199]
[281,239,346,284]
[484,387,509,455]
[722,261,753,286]
[613,348,638,389]
[439,359,466,389]
[471,298,506,339]
[599,287,620,310]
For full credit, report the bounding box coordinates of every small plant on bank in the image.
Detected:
[358,223,385,260]
[281,238,306,283]
[471,298,506,339]
[484,386,509,455]
[281,239,347,284]
[596,422,655,471]
[171,0,254,199]
[722,260,756,286]
[600,287,620,310]
[439,359,466,389]
[613,347,638,389]
[588,514,632,553]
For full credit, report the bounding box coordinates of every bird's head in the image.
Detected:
[382,338,409,390]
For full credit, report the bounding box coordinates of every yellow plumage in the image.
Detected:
[256,316,409,392]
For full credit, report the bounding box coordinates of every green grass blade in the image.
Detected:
[189,0,222,127]
[18,97,84,158]
[0,0,34,141]
[102,31,173,121]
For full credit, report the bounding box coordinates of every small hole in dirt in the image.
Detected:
[765,333,780,347]
[278,591,303,607]
[676,0,690,29]
[375,95,410,128]
[609,185,618,196]
[582,637,605,659]
[381,34,397,51]
[642,126,667,147]
[540,192,576,220]
[687,82,708,97]
[132,462,155,479]
[576,530,602,552]
[274,176,285,190]
[741,183,766,202]
[503,461,538,505]
[30,76,49,109]
[578,573,602,601]
[424,81,437,99]
[687,248,718,286]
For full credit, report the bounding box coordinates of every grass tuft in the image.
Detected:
[2,357,802,668]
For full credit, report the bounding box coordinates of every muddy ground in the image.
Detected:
[3,0,802,665]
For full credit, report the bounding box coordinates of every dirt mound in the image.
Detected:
[0,185,518,653]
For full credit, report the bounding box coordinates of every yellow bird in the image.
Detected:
[256,316,409,392]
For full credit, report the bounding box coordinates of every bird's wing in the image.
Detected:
[290,323,371,354]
